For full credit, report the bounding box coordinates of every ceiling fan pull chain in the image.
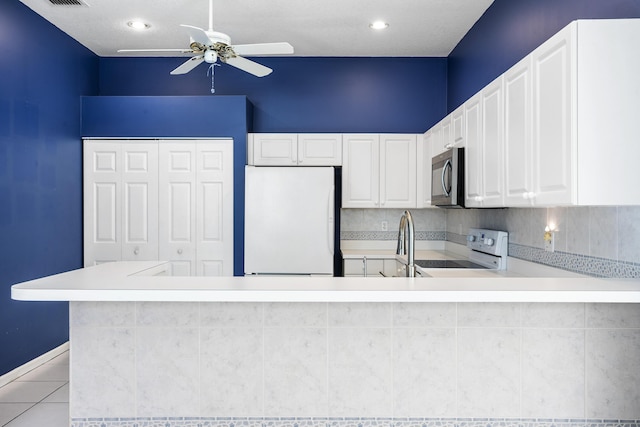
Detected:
[207,63,220,94]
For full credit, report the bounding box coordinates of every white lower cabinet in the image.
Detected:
[342,134,417,208]
[343,257,398,277]
[84,139,234,276]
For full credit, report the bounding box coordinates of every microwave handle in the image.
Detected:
[441,159,452,197]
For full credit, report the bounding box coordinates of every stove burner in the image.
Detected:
[414,259,489,269]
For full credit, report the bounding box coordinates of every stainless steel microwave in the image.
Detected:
[431,148,465,208]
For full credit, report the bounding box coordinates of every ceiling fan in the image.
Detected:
[117,0,294,77]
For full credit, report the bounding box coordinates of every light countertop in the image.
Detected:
[10,261,640,303]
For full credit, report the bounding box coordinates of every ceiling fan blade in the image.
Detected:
[118,49,193,53]
[170,56,205,75]
[232,42,294,56]
[225,56,272,77]
[180,24,211,46]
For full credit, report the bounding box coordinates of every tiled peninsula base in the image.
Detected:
[69,302,640,427]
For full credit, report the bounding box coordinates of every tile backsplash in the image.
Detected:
[340,206,640,278]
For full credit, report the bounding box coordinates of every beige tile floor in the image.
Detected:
[0,351,69,427]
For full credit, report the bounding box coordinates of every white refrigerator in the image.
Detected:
[244,166,335,275]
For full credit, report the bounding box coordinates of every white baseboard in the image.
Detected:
[0,342,69,388]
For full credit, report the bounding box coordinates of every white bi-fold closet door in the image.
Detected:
[83,139,234,276]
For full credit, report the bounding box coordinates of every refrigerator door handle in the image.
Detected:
[328,187,335,254]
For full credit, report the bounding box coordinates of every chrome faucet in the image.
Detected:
[396,210,416,277]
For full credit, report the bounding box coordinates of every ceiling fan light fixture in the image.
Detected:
[369,20,389,30]
[127,20,151,31]
[204,50,218,64]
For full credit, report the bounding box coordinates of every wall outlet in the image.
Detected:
[544,230,555,252]
[381,220,388,231]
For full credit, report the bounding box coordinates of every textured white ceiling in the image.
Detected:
[19,0,494,57]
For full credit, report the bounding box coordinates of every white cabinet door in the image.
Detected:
[83,140,122,266]
[417,131,434,208]
[430,121,443,157]
[195,140,234,276]
[342,134,380,208]
[434,116,451,155]
[121,142,158,261]
[380,134,417,208]
[531,24,575,205]
[504,56,534,206]
[249,133,342,166]
[451,105,465,148]
[464,93,483,207]
[481,77,505,207]
[159,141,197,276]
[250,133,298,165]
[342,134,416,209]
[298,134,342,166]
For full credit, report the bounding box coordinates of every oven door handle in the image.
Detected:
[441,159,452,197]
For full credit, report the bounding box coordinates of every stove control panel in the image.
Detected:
[466,228,508,258]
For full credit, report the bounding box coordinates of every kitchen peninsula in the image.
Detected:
[11,262,640,427]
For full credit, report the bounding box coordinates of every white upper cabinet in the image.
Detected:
[432,19,640,207]
[450,105,465,149]
[530,22,575,205]
[504,55,534,206]
[298,134,343,165]
[417,130,434,208]
[342,134,380,208]
[342,134,417,208]
[380,134,417,208]
[248,133,297,165]
[480,77,505,207]
[574,19,640,205]
[518,19,640,206]
[248,133,342,166]
[464,92,483,207]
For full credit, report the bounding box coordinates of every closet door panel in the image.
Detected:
[195,140,234,277]
[83,141,122,266]
[121,142,158,261]
[159,142,197,276]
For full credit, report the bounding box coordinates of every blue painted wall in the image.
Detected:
[447,0,640,111]
[0,0,98,375]
[81,96,251,276]
[98,57,448,133]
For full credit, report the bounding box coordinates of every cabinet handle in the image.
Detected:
[474,196,483,202]
[134,247,139,255]
[444,143,454,150]
[177,249,183,255]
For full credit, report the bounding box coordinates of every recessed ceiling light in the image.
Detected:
[127,20,151,30]
[369,21,389,30]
